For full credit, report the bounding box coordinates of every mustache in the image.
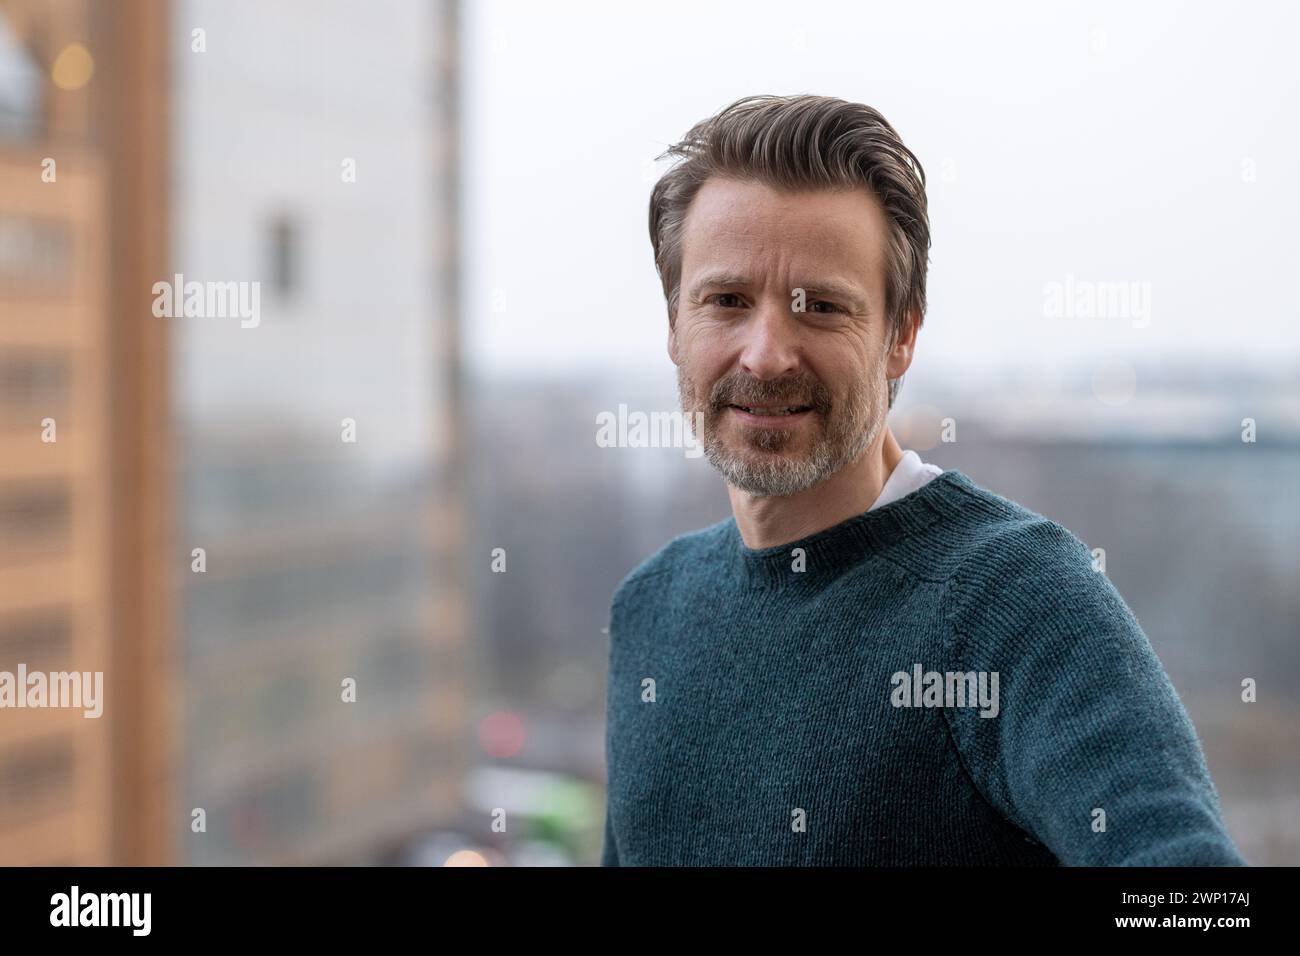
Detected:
[708,375,832,412]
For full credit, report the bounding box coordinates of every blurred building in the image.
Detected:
[0,0,469,865]
[0,0,118,866]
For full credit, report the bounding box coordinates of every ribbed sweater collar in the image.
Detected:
[725,469,973,588]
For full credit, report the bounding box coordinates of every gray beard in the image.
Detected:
[678,365,886,498]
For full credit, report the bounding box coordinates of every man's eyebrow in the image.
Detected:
[686,271,753,299]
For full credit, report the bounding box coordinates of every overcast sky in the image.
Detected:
[463,0,1300,383]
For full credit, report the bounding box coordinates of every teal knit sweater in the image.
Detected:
[601,469,1246,866]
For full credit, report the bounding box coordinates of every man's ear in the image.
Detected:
[885,309,919,380]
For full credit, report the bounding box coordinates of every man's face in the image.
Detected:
[671,176,908,497]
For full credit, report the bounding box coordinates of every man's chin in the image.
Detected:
[717,437,811,462]
[705,447,828,497]
[722,468,826,499]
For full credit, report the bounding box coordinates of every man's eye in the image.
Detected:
[808,300,842,314]
[708,293,744,308]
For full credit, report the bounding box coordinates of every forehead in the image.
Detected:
[679,176,890,290]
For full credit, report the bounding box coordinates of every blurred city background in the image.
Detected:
[0,0,1296,866]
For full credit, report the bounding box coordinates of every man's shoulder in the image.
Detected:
[931,471,1098,580]
[934,472,1126,628]
[610,516,734,612]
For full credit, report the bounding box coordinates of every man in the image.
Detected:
[601,93,1245,866]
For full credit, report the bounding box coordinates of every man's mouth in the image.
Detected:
[727,403,815,423]
[730,404,812,415]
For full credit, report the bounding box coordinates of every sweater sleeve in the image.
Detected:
[600,798,619,867]
[601,607,620,867]
[942,518,1247,866]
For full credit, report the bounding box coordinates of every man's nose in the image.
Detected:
[737,298,800,380]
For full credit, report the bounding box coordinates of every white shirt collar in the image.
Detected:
[870,449,943,511]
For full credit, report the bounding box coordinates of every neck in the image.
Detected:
[728,425,905,550]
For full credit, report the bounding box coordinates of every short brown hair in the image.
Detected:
[649,94,930,355]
